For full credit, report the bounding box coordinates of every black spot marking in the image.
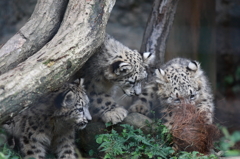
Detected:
[105,101,111,106]
[32,137,37,143]
[97,98,102,104]
[39,129,44,133]
[90,98,94,103]
[63,145,70,148]
[23,136,29,144]
[69,135,74,139]
[93,108,100,114]
[149,101,153,108]
[27,150,34,155]
[31,145,36,149]
[35,149,41,153]
[45,124,50,129]
[29,122,34,126]
[90,91,95,96]
[32,126,38,131]
[150,93,154,98]
[28,132,33,138]
[174,75,177,80]
[64,150,72,154]
[140,98,147,103]
[74,153,78,158]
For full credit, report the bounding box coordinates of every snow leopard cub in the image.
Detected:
[3,79,91,159]
[80,34,154,124]
[129,58,214,128]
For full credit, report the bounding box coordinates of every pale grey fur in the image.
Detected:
[129,58,214,128]
[3,80,91,159]
[80,34,154,124]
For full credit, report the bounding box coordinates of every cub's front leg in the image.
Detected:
[53,131,78,159]
[19,133,48,159]
[89,93,128,125]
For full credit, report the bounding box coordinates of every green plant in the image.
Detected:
[96,122,174,159]
[95,120,218,159]
[216,127,240,157]
[0,144,21,159]
[0,129,21,159]
[174,151,218,159]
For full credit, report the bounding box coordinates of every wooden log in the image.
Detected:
[0,0,115,123]
[0,0,68,75]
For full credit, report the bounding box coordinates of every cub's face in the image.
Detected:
[155,60,203,108]
[55,79,92,129]
[104,51,153,96]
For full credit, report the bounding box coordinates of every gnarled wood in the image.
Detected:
[141,0,179,67]
[0,0,115,123]
[0,0,68,75]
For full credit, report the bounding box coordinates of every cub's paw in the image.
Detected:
[102,107,128,125]
[128,104,149,115]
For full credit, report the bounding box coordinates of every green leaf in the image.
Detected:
[105,122,112,127]
[89,149,94,156]
[224,150,240,157]
[231,131,240,142]
[96,135,103,144]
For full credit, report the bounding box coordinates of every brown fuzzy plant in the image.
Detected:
[170,103,219,154]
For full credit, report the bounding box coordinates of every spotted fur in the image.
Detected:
[80,34,154,124]
[3,79,91,159]
[129,58,214,128]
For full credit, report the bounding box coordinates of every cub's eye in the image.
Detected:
[78,107,83,112]
[174,98,181,103]
[128,81,135,84]
[190,94,195,100]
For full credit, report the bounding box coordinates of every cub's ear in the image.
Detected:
[55,90,75,108]
[73,79,80,85]
[187,61,199,71]
[187,61,202,78]
[142,52,155,66]
[104,61,132,79]
[80,78,84,87]
[73,78,85,88]
[155,68,168,84]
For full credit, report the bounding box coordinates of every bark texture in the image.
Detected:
[0,0,68,75]
[141,0,179,67]
[0,0,115,123]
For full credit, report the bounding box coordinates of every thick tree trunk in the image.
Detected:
[141,0,179,67]
[0,0,115,123]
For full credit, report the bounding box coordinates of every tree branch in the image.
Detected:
[140,0,179,67]
[0,0,69,75]
[0,0,115,123]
